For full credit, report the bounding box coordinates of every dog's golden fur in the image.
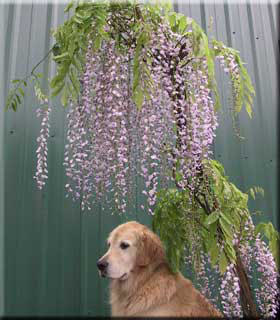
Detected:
[101,221,222,317]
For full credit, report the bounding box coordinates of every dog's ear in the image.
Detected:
[136,230,165,267]
[136,231,150,266]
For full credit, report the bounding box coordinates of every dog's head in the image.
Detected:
[97,221,165,280]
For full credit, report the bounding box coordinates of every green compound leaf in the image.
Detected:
[15,94,21,104]
[132,27,151,110]
[245,101,252,118]
[133,88,144,110]
[224,241,236,263]
[255,222,280,270]
[270,236,280,270]
[69,67,80,96]
[209,238,220,266]
[219,217,233,241]
[11,79,20,84]
[11,100,17,111]
[219,250,228,274]
[64,0,74,13]
[50,73,66,89]
[61,84,69,107]
[53,52,71,63]
[18,87,25,97]
[51,80,65,97]
[204,210,220,225]
[219,211,233,227]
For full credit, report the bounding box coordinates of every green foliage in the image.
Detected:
[153,159,253,275]
[132,25,153,109]
[152,188,187,273]
[5,78,27,111]
[5,44,53,110]
[167,11,192,33]
[33,75,48,104]
[153,158,277,279]
[5,72,48,110]
[191,20,221,111]
[50,1,109,105]
[5,0,255,116]
[247,186,264,200]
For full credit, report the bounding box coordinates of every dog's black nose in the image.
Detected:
[97,260,108,271]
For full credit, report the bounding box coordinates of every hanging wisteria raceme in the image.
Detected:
[215,49,240,102]
[137,26,176,212]
[220,263,242,317]
[185,249,224,313]
[34,106,50,189]
[195,251,218,305]
[234,216,279,318]
[214,43,246,135]
[63,40,95,210]
[254,235,279,317]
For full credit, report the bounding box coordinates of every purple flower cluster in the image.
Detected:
[237,218,254,276]
[215,48,241,110]
[220,263,242,317]
[34,107,50,189]
[140,22,218,199]
[35,14,219,213]
[63,40,95,210]
[216,51,239,76]
[254,235,279,317]
[63,39,138,212]
[237,217,279,317]
[57,18,219,213]
[195,251,221,309]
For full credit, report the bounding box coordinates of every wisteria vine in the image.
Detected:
[35,14,220,214]
[11,1,277,318]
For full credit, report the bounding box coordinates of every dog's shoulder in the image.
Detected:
[140,262,178,302]
[173,273,222,317]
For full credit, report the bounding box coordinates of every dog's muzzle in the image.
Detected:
[97,259,108,277]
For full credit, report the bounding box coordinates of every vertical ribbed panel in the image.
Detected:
[1,1,278,316]
[3,2,83,316]
[0,2,6,316]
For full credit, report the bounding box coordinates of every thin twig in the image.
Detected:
[30,45,55,76]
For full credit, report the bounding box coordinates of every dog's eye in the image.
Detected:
[120,242,129,250]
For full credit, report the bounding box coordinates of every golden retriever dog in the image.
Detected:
[97,221,222,317]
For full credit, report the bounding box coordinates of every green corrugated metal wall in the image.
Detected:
[0,0,278,316]
[0,2,6,315]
